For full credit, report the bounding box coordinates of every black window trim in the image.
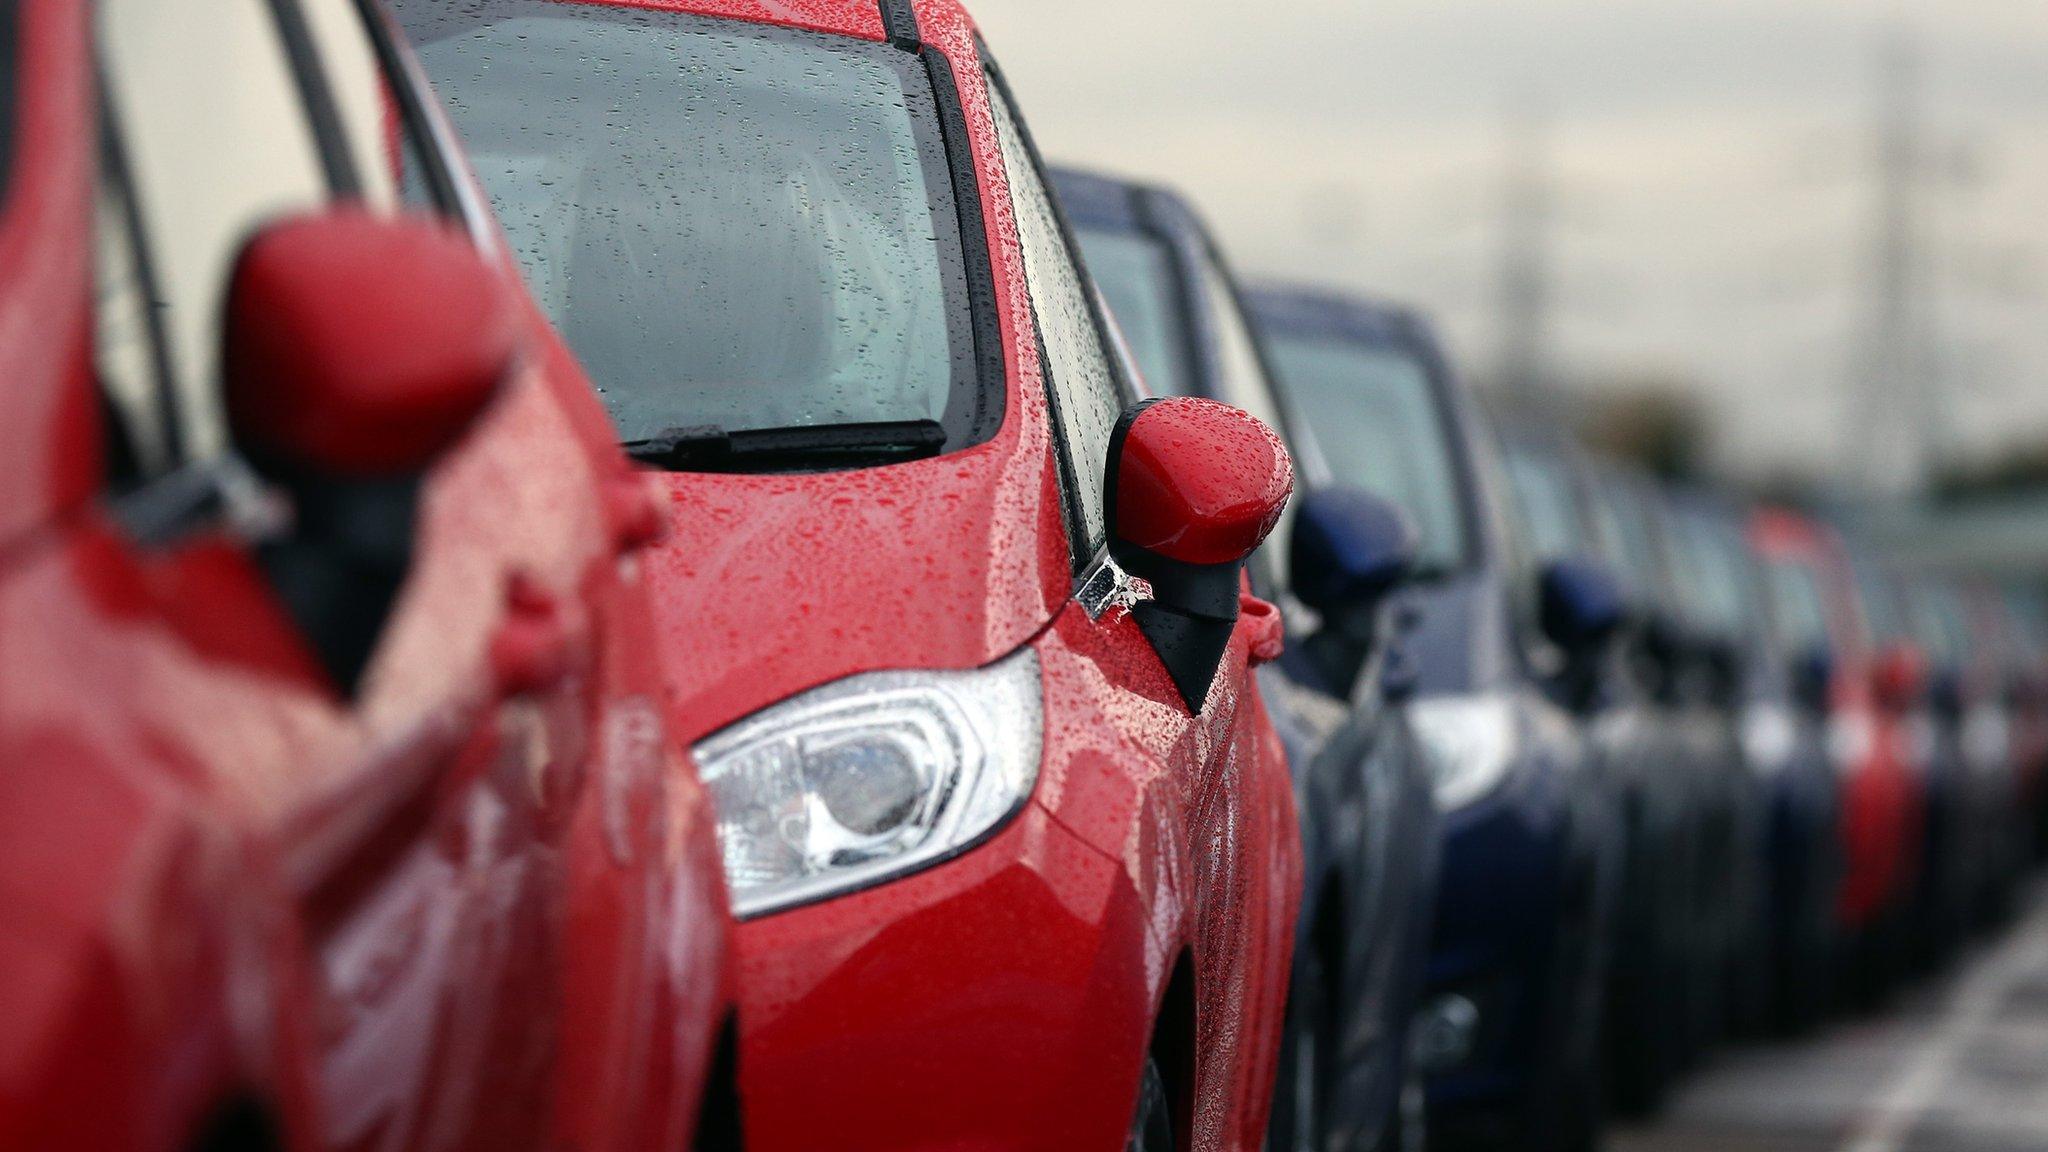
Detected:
[349,0,471,226]
[263,0,363,198]
[980,46,1141,582]
[0,0,17,203]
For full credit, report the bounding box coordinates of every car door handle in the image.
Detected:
[490,573,587,697]
[1242,592,1286,667]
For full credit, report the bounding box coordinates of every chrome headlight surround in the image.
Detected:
[696,648,1043,919]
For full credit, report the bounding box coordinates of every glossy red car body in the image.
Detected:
[1750,511,1920,932]
[490,2,1303,1148]
[0,2,730,1149]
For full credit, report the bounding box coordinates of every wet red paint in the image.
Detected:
[1751,509,1922,930]
[0,4,731,1150]
[1113,398,1294,568]
[614,2,1302,1149]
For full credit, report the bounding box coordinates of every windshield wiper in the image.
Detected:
[622,419,948,473]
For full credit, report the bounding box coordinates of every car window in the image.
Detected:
[1189,243,1286,441]
[1503,445,1581,562]
[1264,333,1468,575]
[1074,228,1193,400]
[1766,558,1830,653]
[96,0,447,467]
[1673,510,1749,638]
[94,135,179,486]
[985,78,1129,562]
[0,0,15,201]
[393,2,980,454]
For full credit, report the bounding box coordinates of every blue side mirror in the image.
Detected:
[1290,486,1416,615]
[1792,643,1833,713]
[1538,557,1624,654]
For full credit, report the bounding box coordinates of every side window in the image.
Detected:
[1190,243,1299,588]
[94,0,455,473]
[94,132,179,486]
[1191,245,1284,436]
[986,76,1129,564]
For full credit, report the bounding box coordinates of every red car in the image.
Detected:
[391,1,1304,1148]
[0,1,732,1149]
[1750,511,1920,993]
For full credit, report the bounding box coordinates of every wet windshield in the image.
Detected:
[1263,334,1469,573]
[1503,443,1584,562]
[1765,558,1831,653]
[1074,228,1193,399]
[391,2,981,457]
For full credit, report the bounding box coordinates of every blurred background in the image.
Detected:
[973,0,2048,568]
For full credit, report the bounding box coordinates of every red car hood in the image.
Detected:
[639,429,1072,743]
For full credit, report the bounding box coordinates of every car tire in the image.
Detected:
[1128,1055,1175,1152]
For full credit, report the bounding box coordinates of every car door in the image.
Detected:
[91,0,619,1147]
[980,63,1298,1150]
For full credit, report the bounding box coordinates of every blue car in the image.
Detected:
[1244,287,1623,1152]
[1496,427,1707,1108]
[1053,167,1442,1152]
[1664,488,1838,1036]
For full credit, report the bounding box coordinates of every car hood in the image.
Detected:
[638,436,1072,743]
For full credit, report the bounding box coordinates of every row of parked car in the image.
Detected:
[5,1,2044,1151]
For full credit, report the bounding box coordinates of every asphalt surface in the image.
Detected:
[1612,882,2048,1152]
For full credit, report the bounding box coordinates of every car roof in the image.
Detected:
[530,0,962,48]
[1240,282,1434,352]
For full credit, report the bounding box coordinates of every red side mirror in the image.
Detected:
[1873,642,1926,711]
[224,209,518,478]
[1105,397,1293,712]
[1108,396,1293,568]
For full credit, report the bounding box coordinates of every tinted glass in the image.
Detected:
[987,78,1127,559]
[1674,510,1750,637]
[1766,558,1830,651]
[1503,445,1581,561]
[1075,228,1192,399]
[1266,334,1468,572]
[394,2,975,446]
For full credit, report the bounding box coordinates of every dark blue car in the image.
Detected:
[1243,288,1623,1152]
[1664,488,1838,1036]
[1496,427,1708,1109]
[1052,167,1442,1152]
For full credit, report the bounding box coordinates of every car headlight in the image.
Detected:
[1827,711,1875,778]
[1740,704,1798,774]
[696,648,1043,918]
[1409,694,1520,810]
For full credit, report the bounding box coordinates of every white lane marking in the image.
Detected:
[1838,906,2048,1152]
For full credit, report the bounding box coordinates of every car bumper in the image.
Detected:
[731,803,1158,1152]
[1423,766,1581,1116]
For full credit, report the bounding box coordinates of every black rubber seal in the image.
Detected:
[878,0,920,50]
[265,0,362,198]
[921,46,1006,448]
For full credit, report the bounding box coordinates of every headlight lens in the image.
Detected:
[1740,704,1798,774]
[1827,711,1875,778]
[696,648,1042,918]
[1409,694,1520,810]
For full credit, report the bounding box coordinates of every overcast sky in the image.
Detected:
[968,0,2048,485]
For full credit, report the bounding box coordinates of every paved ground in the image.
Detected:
[1612,883,2048,1152]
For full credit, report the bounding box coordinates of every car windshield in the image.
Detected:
[1674,509,1752,639]
[1503,443,1583,561]
[390,2,980,455]
[1074,228,1193,399]
[1263,334,1469,573]
[1765,558,1831,653]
